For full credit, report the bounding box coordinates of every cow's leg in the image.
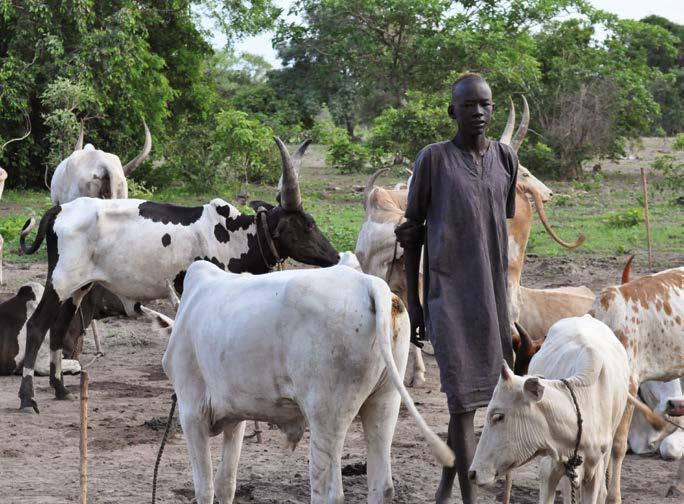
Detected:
[49,286,92,400]
[19,285,61,412]
[214,421,247,504]
[359,383,401,502]
[308,416,354,504]
[538,457,564,504]
[408,345,426,387]
[91,320,103,356]
[667,459,684,497]
[607,378,637,503]
[582,463,605,504]
[179,405,214,504]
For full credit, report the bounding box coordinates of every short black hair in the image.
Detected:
[451,72,487,98]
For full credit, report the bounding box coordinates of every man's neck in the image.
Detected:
[453,131,488,154]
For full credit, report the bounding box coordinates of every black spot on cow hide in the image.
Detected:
[138,201,204,226]
[173,270,186,296]
[215,205,254,233]
[0,288,33,374]
[214,224,230,243]
[161,233,171,247]
[194,256,226,271]
[226,232,269,274]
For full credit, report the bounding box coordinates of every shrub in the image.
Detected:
[311,119,347,145]
[573,173,603,191]
[519,141,559,177]
[605,208,643,228]
[673,133,684,151]
[651,154,684,192]
[327,134,369,174]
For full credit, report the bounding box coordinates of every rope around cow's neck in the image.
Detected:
[256,208,284,271]
[152,393,177,504]
[560,378,584,504]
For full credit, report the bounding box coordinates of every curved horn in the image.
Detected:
[275,137,302,210]
[122,119,152,176]
[1,112,31,154]
[363,167,390,210]
[292,139,312,166]
[527,185,586,249]
[513,322,538,376]
[499,97,515,145]
[621,254,635,284]
[74,119,84,151]
[511,95,529,153]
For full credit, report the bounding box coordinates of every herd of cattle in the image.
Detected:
[0,102,683,503]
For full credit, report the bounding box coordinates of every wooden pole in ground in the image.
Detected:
[640,167,653,269]
[80,370,89,504]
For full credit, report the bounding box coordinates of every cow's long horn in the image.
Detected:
[527,185,586,249]
[1,112,31,154]
[363,167,390,210]
[275,137,302,210]
[74,119,84,151]
[122,119,152,176]
[499,97,515,146]
[292,139,312,166]
[511,96,529,153]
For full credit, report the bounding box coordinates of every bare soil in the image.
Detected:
[1,253,683,504]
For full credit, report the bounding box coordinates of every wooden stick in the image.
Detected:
[640,167,653,268]
[80,370,89,504]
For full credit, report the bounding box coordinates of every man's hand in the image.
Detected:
[395,220,424,249]
[408,300,425,348]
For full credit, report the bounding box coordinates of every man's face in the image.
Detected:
[449,78,493,136]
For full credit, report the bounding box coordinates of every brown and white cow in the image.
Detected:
[591,267,684,502]
[356,97,585,387]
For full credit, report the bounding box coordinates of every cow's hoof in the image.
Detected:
[19,398,40,414]
[19,406,38,415]
[667,485,682,498]
[409,374,426,388]
[55,386,75,401]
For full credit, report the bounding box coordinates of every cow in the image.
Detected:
[49,119,151,204]
[628,379,684,459]
[16,138,340,413]
[591,267,684,502]
[0,282,80,376]
[151,260,453,504]
[356,97,585,388]
[469,315,631,504]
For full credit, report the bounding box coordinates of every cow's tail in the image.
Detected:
[138,305,175,337]
[370,279,455,467]
[627,394,675,433]
[621,255,635,284]
[19,206,61,255]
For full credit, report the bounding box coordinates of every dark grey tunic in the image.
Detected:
[406,139,517,413]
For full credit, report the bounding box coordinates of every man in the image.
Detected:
[396,73,517,503]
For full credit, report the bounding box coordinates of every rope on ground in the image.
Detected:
[152,393,177,504]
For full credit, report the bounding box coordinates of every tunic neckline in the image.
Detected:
[448,138,492,179]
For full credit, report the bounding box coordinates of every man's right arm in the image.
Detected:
[396,220,425,344]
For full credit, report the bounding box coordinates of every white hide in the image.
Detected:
[518,163,553,202]
[337,251,362,271]
[162,261,453,504]
[46,197,253,304]
[50,145,128,204]
[0,167,6,285]
[470,315,630,504]
[629,379,684,458]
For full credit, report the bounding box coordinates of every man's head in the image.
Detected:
[448,73,493,136]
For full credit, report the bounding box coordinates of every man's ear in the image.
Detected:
[523,377,545,402]
[248,200,274,212]
[447,104,456,119]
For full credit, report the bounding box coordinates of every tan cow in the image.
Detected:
[591,267,684,502]
[356,97,585,387]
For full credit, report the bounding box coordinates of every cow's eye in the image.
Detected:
[491,413,504,424]
[523,172,529,178]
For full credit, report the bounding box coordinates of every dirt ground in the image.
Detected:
[1,251,682,504]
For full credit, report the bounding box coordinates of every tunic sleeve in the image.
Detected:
[505,147,519,219]
[405,146,432,224]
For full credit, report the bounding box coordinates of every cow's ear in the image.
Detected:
[248,200,274,212]
[500,361,513,381]
[523,377,544,402]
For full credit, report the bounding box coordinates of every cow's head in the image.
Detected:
[469,363,551,486]
[0,167,6,201]
[251,138,339,267]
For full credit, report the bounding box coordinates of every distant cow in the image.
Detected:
[0,282,79,376]
[50,119,151,204]
[469,315,631,504]
[591,267,684,502]
[153,261,453,504]
[17,138,340,413]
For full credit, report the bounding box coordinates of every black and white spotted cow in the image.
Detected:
[0,282,80,376]
[17,138,340,413]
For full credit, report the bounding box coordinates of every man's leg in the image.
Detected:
[435,410,477,504]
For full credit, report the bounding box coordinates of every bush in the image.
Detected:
[327,134,369,174]
[573,173,603,192]
[673,133,684,151]
[519,141,559,177]
[311,119,348,145]
[651,153,684,193]
[605,208,643,228]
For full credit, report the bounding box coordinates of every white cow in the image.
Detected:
[0,166,6,285]
[157,261,453,504]
[469,315,631,504]
[49,120,151,204]
[629,379,684,459]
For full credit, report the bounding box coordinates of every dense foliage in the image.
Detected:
[1,0,683,186]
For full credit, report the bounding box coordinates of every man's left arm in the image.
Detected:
[505,149,519,219]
